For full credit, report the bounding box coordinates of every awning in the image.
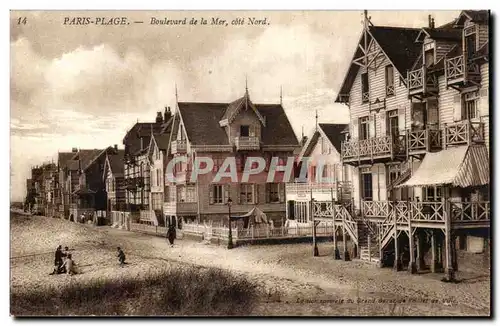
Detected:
[231,207,269,224]
[399,145,489,188]
[72,187,97,195]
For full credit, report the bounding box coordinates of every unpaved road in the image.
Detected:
[11,213,490,316]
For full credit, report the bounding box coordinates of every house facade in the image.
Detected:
[103,149,126,212]
[285,123,353,224]
[323,10,490,280]
[163,89,300,227]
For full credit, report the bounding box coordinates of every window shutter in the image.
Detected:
[279,183,285,202]
[209,185,214,204]
[398,107,406,134]
[478,88,488,117]
[254,184,259,204]
[224,185,229,203]
[453,94,463,121]
[379,111,387,136]
[368,115,375,138]
[249,125,255,137]
[265,183,270,203]
[237,185,242,204]
[351,119,359,139]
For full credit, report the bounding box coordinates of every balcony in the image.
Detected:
[341,135,406,164]
[286,182,352,201]
[444,121,484,148]
[445,54,481,88]
[171,140,187,154]
[234,136,260,151]
[163,201,198,215]
[407,128,442,154]
[407,66,438,98]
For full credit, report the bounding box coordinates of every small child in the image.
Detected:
[117,247,126,266]
[63,254,76,275]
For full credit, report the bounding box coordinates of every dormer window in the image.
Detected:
[464,26,477,59]
[240,125,250,137]
[424,41,435,67]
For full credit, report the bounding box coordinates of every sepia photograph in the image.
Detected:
[10,9,491,317]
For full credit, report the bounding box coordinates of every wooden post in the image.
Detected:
[332,189,340,259]
[408,207,417,273]
[393,207,400,271]
[444,193,455,282]
[431,230,438,273]
[368,233,371,262]
[416,230,424,271]
[312,199,319,257]
[342,210,350,261]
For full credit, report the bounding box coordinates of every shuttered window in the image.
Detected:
[361,73,369,103]
[266,183,283,203]
[359,116,370,140]
[385,65,394,96]
[239,184,255,204]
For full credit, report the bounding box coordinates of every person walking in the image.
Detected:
[167,224,176,247]
[117,247,126,266]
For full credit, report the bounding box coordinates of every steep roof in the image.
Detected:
[153,133,171,150]
[123,121,164,156]
[108,150,125,176]
[177,100,299,147]
[461,10,489,24]
[71,149,102,171]
[335,25,421,102]
[417,27,462,42]
[318,123,348,154]
[57,152,75,169]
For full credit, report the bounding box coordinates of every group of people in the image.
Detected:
[49,245,128,276]
[49,245,76,275]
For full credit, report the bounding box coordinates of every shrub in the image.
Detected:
[11,266,259,316]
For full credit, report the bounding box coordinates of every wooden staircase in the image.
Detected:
[357,220,380,263]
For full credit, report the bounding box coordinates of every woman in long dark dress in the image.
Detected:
[167,224,175,247]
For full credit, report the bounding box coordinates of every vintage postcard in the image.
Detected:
[10,10,491,317]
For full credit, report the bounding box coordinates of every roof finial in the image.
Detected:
[245,75,248,94]
[315,110,319,132]
[280,85,283,105]
[175,83,178,102]
[301,125,304,139]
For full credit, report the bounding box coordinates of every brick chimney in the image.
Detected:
[155,112,163,124]
[72,147,78,153]
[431,18,435,29]
[164,106,172,121]
[428,15,432,28]
[114,144,118,151]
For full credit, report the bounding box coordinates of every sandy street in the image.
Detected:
[11,213,490,316]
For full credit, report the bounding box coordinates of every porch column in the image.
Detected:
[444,229,455,282]
[393,231,401,271]
[342,217,350,261]
[332,205,340,259]
[416,230,425,271]
[312,199,319,257]
[408,229,417,274]
[431,230,438,273]
[451,232,458,272]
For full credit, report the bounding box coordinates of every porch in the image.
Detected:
[407,128,442,154]
[234,136,260,151]
[285,181,352,201]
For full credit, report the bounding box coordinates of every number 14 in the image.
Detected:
[17,17,27,25]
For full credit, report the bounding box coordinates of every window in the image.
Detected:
[266,183,282,203]
[424,41,435,67]
[359,116,370,140]
[463,91,479,120]
[424,186,442,202]
[465,32,477,59]
[151,193,163,210]
[239,184,254,204]
[240,125,250,137]
[295,201,308,223]
[209,184,229,204]
[177,184,196,203]
[361,169,373,200]
[385,65,394,96]
[157,170,161,186]
[361,72,369,103]
[212,155,225,172]
[387,110,399,136]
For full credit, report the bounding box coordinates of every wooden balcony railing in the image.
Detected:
[234,136,260,150]
[445,54,481,87]
[408,129,442,152]
[171,140,187,154]
[407,66,438,97]
[342,135,404,162]
[285,181,352,196]
[444,121,484,147]
[450,201,490,222]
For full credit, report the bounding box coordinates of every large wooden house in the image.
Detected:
[56,149,78,218]
[122,109,171,215]
[313,10,490,281]
[285,123,353,225]
[163,88,300,227]
[103,149,126,212]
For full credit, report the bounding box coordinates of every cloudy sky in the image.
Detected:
[10,10,460,201]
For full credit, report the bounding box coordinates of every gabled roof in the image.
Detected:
[152,133,171,151]
[123,121,164,156]
[71,149,102,171]
[335,25,421,102]
[221,91,266,126]
[57,152,75,170]
[456,10,489,25]
[318,123,347,154]
[106,150,125,177]
[297,123,347,162]
[177,100,299,147]
[416,27,462,42]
